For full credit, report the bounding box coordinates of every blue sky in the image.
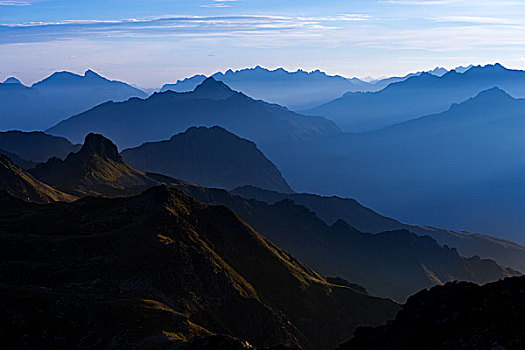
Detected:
[1,0,525,88]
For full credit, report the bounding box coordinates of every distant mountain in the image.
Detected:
[164,182,516,301]
[0,154,75,203]
[0,70,146,131]
[0,186,399,350]
[340,276,525,349]
[161,66,375,110]
[269,87,525,245]
[306,63,525,132]
[47,77,341,149]
[29,133,157,197]
[2,77,23,85]
[121,126,293,193]
[0,130,79,163]
[232,185,525,274]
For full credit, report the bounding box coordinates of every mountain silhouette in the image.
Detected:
[231,185,525,274]
[159,181,517,301]
[0,186,399,350]
[0,70,146,131]
[0,130,80,164]
[160,66,459,111]
[340,276,525,349]
[0,154,75,203]
[29,133,157,197]
[121,126,293,193]
[2,77,23,85]
[269,86,525,246]
[161,66,376,110]
[306,63,525,132]
[47,77,341,149]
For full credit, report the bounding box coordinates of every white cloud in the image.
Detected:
[0,0,32,5]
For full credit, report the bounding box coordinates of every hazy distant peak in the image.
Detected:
[84,69,106,80]
[2,77,22,85]
[475,86,512,98]
[193,77,236,99]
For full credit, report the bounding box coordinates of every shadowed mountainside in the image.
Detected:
[29,133,156,197]
[0,186,399,350]
[121,126,293,193]
[231,185,525,275]
[46,77,341,150]
[0,154,75,203]
[339,276,525,349]
[152,180,517,301]
[0,130,80,164]
[0,70,146,131]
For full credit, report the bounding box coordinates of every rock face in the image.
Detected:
[0,130,79,164]
[29,133,157,197]
[121,126,293,193]
[0,154,75,203]
[339,276,525,350]
[0,186,399,350]
[161,182,517,302]
[46,78,341,150]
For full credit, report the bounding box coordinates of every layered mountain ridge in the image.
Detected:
[163,181,517,301]
[0,70,146,131]
[46,77,341,149]
[0,185,399,350]
[306,63,525,132]
[231,185,525,274]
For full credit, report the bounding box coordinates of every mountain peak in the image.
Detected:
[192,77,236,100]
[79,133,121,162]
[471,87,513,101]
[84,69,104,79]
[2,77,22,85]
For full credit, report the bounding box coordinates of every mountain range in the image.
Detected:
[0,70,146,131]
[169,182,517,301]
[306,63,525,132]
[161,66,374,110]
[0,186,400,350]
[3,132,517,302]
[268,86,525,244]
[4,127,525,276]
[159,66,469,111]
[121,126,293,193]
[47,77,341,149]
[3,129,524,279]
[0,126,523,348]
[231,186,525,274]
